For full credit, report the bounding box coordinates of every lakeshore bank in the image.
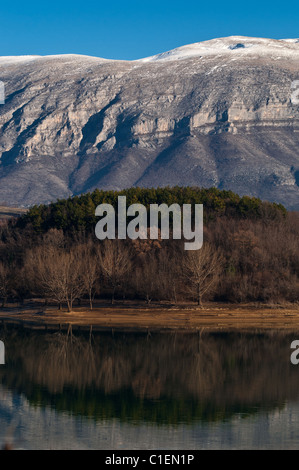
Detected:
[0,303,299,332]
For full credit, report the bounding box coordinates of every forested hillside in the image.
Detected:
[0,187,297,309]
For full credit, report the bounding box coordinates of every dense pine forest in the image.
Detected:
[17,186,287,233]
[0,186,298,310]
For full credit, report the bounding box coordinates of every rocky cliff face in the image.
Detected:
[0,36,299,208]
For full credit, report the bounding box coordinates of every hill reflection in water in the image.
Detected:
[0,326,298,427]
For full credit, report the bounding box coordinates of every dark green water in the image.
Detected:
[0,325,299,449]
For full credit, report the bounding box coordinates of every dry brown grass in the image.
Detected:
[0,302,299,331]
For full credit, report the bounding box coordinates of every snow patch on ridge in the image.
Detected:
[0,55,41,65]
[0,54,110,66]
[137,36,299,62]
[0,37,299,66]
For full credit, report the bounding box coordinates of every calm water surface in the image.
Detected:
[1,325,299,449]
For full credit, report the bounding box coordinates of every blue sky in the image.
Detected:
[1,0,299,60]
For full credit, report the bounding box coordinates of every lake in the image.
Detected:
[0,324,299,450]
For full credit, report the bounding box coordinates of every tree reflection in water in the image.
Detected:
[0,326,298,425]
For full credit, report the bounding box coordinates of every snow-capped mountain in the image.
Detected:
[0,36,299,208]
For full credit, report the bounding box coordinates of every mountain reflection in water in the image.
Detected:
[0,325,299,449]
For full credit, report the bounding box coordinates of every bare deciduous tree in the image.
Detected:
[28,246,85,312]
[136,252,160,304]
[98,240,132,304]
[79,242,100,310]
[182,243,224,307]
[0,262,11,307]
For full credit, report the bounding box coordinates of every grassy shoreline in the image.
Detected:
[1,302,299,332]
